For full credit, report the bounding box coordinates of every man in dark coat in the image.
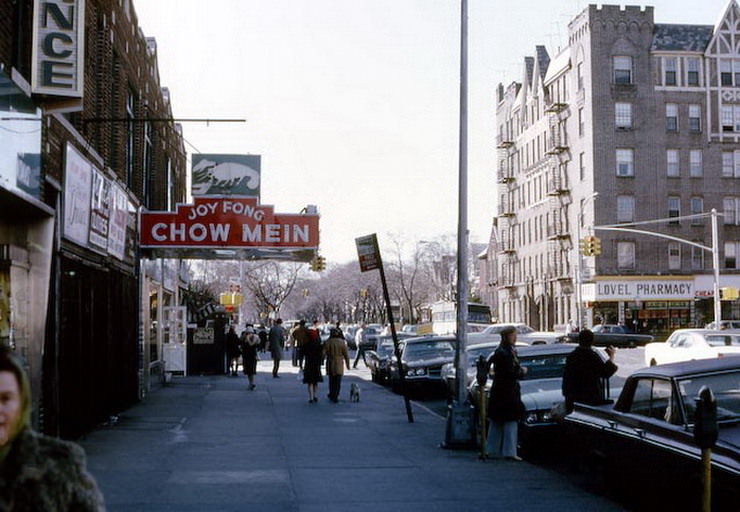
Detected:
[486,326,527,460]
[562,329,617,413]
[225,326,241,376]
[268,318,286,378]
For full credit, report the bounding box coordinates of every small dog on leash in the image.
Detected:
[349,383,361,402]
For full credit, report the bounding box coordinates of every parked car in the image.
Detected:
[388,335,456,394]
[359,326,380,351]
[559,324,653,347]
[441,340,528,396]
[705,320,740,330]
[644,329,740,366]
[468,344,616,454]
[475,323,560,345]
[365,333,416,383]
[563,357,740,510]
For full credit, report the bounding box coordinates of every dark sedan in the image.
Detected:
[388,335,456,394]
[365,333,415,383]
[563,357,740,511]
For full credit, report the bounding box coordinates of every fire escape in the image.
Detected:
[496,128,518,301]
[544,101,572,288]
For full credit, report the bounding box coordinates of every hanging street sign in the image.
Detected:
[140,196,319,260]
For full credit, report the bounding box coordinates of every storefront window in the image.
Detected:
[0,71,42,199]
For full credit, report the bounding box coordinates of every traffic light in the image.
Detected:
[579,237,589,256]
[580,236,601,256]
[309,255,326,272]
[316,256,326,271]
[591,236,602,256]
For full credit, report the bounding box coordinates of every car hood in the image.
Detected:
[403,355,454,368]
[520,378,563,410]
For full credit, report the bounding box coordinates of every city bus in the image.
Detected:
[430,301,492,335]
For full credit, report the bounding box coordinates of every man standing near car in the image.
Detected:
[562,329,617,413]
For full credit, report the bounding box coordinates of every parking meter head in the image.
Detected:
[693,386,718,449]
[475,354,488,386]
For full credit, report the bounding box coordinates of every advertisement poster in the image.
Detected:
[191,154,261,198]
[63,143,93,247]
[107,183,128,261]
[89,168,111,251]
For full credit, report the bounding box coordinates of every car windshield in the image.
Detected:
[677,370,740,422]
[404,341,455,359]
[703,334,740,347]
[519,353,568,380]
[377,341,395,357]
[482,324,534,335]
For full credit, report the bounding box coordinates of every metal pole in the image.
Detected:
[575,211,583,330]
[701,448,711,512]
[455,0,469,405]
[712,209,721,330]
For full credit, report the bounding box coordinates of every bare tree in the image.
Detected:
[242,261,301,320]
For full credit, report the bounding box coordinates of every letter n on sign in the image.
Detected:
[356,234,380,272]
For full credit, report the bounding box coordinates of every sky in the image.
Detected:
[133,0,731,264]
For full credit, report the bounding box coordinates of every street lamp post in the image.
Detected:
[574,192,598,330]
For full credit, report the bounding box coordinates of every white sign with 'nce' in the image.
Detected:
[32,0,86,98]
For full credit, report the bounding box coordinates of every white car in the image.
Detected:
[644,328,740,366]
[473,323,561,345]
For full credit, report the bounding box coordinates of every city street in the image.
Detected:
[80,358,624,512]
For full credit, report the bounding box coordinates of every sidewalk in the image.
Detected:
[80,359,623,511]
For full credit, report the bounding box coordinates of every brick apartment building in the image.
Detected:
[494,2,740,338]
[0,0,186,437]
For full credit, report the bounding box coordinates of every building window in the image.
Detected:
[666,103,678,132]
[722,105,734,131]
[577,62,584,91]
[722,150,740,177]
[579,152,586,181]
[617,242,635,269]
[724,197,739,225]
[688,104,701,132]
[690,197,703,225]
[664,57,677,86]
[721,60,733,86]
[126,89,136,188]
[615,102,632,129]
[616,149,634,176]
[668,196,680,224]
[666,149,679,177]
[614,56,632,84]
[166,158,174,211]
[668,242,681,270]
[617,195,635,222]
[578,107,584,136]
[687,58,700,86]
[725,242,739,269]
[691,246,704,270]
[143,121,153,207]
[689,150,703,177]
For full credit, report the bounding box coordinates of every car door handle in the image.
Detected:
[633,427,646,439]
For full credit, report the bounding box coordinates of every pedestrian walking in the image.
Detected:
[256,324,268,352]
[268,318,286,378]
[0,344,105,510]
[291,320,310,369]
[562,329,618,413]
[352,323,367,369]
[323,327,350,403]
[239,325,260,390]
[301,332,324,403]
[225,325,241,376]
[486,326,527,461]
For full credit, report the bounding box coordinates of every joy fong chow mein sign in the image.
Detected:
[140,197,319,249]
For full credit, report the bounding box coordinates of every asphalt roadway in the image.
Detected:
[80,358,624,512]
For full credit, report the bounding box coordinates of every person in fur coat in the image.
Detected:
[0,345,105,511]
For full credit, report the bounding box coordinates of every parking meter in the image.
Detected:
[694,386,718,450]
[475,355,488,387]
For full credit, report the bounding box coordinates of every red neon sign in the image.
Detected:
[140,197,319,249]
